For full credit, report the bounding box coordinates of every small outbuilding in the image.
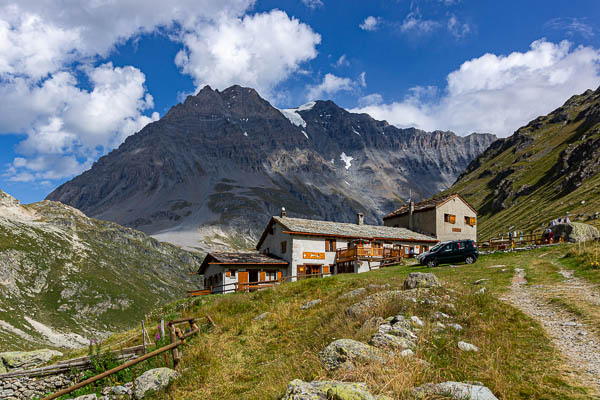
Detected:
[198,252,288,294]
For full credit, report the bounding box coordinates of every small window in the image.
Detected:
[444,214,456,224]
[266,271,277,281]
[325,239,337,252]
[464,216,476,226]
[281,241,287,253]
[229,269,236,278]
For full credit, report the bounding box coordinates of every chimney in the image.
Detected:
[408,201,415,230]
[357,213,364,225]
[281,207,286,217]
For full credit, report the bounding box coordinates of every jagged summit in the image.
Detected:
[47,84,496,251]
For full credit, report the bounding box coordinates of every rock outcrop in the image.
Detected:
[413,381,498,400]
[0,349,62,371]
[403,273,441,290]
[550,222,599,242]
[281,379,390,400]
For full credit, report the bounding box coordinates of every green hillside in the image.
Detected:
[0,189,202,351]
[446,87,600,240]
[61,245,599,399]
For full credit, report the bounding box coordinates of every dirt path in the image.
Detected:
[502,265,600,392]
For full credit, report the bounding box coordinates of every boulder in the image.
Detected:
[281,379,391,400]
[550,222,599,243]
[102,384,132,398]
[300,299,321,310]
[369,333,413,350]
[413,381,498,399]
[133,367,180,399]
[341,288,367,299]
[410,316,424,327]
[458,341,479,352]
[403,273,440,290]
[0,349,62,370]
[318,339,382,370]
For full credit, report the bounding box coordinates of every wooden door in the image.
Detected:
[238,271,249,292]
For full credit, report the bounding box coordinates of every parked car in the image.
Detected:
[417,240,478,267]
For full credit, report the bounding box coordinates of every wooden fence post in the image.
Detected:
[170,325,180,368]
[141,321,147,354]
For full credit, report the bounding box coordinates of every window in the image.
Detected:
[444,213,456,224]
[325,239,337,252]
[229,269,236,278]
[265,271,277,281]
[281,241,287,253]
[465,216,476,226]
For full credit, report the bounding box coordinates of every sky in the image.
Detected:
[1,0,599,203]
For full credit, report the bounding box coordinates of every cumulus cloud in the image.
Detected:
[352,39,600,137]
[175,10,321,99]
[307,72,365,100]
[359,16,381,31]
[0,1,322,183]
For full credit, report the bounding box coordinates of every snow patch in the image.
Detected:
[297,101,316,111]
[340,152,353,170]
[352,127,361,136]
[243,132,248,137]
[302,130,309,139]
[329,159,334,164]
[280,109,307,127]
[24,317,88,348]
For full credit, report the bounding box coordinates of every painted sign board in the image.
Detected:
[303,252,325,260]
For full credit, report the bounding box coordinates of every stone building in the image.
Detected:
[383,193,477,242]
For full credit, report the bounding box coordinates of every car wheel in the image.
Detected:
[465,256,475,264]
[427,259,437,268]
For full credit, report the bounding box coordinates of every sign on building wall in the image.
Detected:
[303,252,325,260]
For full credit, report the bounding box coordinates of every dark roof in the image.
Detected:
[383,193,477,220]
[256,216,437,249]
[198,252,287,275]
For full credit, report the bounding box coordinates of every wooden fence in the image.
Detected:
[40,315,214,400]
[477,231,564,251]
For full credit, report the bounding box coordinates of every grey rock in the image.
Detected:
[318,339,382,370]
[133,367,180,399]
[414,381,498,399]
[458,341,479,352]
[369,333,413,350]
[367,283,391,290]
[73,395,97,400]
[449,323,464,331]
[341,288,367,299]
[400,349,415,358]
[253,312,270,321]
[300,299,321,310]
[0,349,62,370]
[281,379,391,400]
[410,316,424,327]
[473,279,489,285]
[403,273,441,290]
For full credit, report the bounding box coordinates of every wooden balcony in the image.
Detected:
[335,246,403,263]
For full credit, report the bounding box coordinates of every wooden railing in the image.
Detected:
[477,232,564,251]
[335,246,403,262]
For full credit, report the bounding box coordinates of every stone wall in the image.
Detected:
[0,373,74,400]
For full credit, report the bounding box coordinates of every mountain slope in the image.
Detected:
[446,87,600,239]
[0,189,201,351]
[47,85,496,251]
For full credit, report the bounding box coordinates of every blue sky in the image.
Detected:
[1,0,599,203]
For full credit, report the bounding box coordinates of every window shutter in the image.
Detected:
[323,265,330,274]
[277,271,282,281]
[226,271,231,277]
[260,271,265,282]
[450,214,456,224]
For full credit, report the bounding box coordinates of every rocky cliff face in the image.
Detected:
[47,85,495,251]
[447,86,600,239]
[0,189,201,351]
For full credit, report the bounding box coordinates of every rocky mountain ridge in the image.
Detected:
[447,86,600,239]
[47,85,496,251]
[0,189,201,351]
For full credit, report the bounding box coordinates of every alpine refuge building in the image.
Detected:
[194,209,438,294]
[383,193,477,242]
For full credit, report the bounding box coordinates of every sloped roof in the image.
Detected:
[198,251,287,274]
[383,193,477,220]
[256,216,437,249]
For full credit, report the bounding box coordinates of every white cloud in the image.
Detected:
[352,39,600,137]
[306,72,365,100]
[301,0,324,9]
[399,10,439,34]
[447,14,470,38]
[358,93,383,107]
[0,1,324,183]
[175,10,321,99]
[335,54,349,67]
[545,17,595,39]
[359,16,381,31]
